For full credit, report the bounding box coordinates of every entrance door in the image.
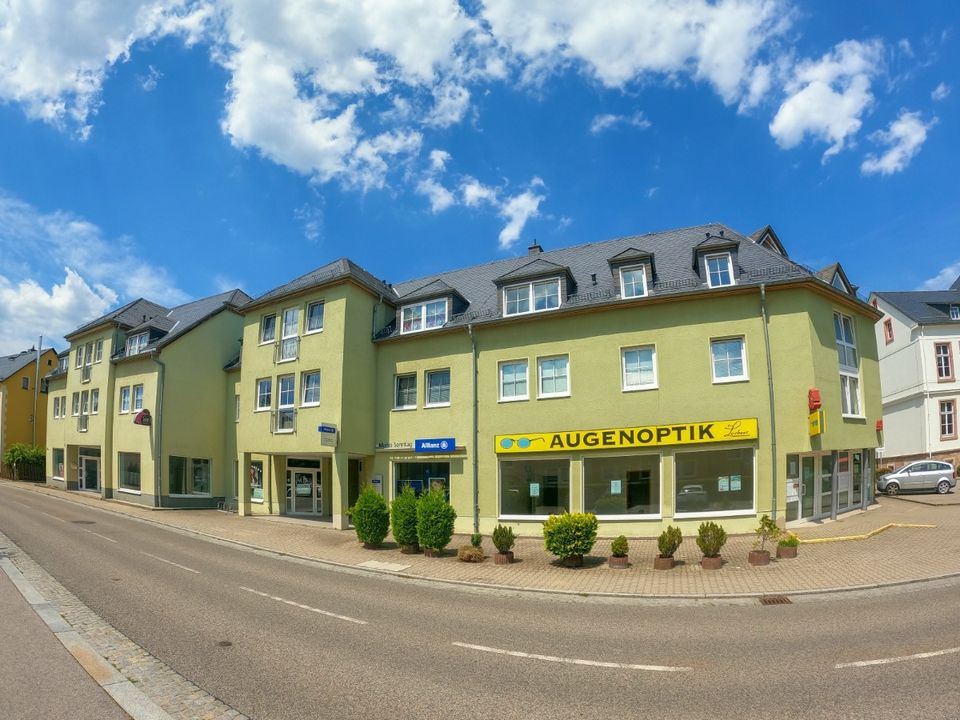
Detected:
[80,456,100,492]
[286,470,321,514]
[800,456,816,521]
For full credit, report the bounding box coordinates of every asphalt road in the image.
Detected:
[1,484,959,720]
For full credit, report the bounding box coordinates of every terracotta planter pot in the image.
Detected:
[653,555,675,570]
[562,554,584,568]
[494,551,514,565]
[748,549,771,566]
[701,555,723,570]
[608,555,629,569]
[399,543,420,554]
[776,545,798,559]
[423,547,443,558]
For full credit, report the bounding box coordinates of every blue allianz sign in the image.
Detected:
[414,438,455,453]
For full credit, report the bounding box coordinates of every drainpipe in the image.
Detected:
[468,324,479,534]
[760,285,778,520]
[153,351,166,508]
[32,335,42,445]
[917,326,930,458]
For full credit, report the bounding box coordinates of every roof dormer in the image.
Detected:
[494,258,575,317]
[396,279,468,334]
[816,263,857,296]
[693,232,740,288]
[749,225,788,257]
[607,247,656,299]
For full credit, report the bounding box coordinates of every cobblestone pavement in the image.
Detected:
[0,526,247,720]
[7,481,960,598]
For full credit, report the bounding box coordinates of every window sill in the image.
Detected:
[303,329,324,336]
[118,488,142,496]
[258,340,275,346]
[538,393,570,400]
[275,357,297,364]
[594,513,662,521]
[273,429,295,435]
[712,377,749,385]
[503,306,561,319]
[622,385,658,393]
[498,396,529,403]
[53,475,64,481]
[498,514,563,522]
[251,498,264,504]
[255,408,271,413]
[841,414,866,420]
[425,402,451,409]
[392,406,417,412]
[300,402,320,408]
[169,493,212,498]
[706,281,736,289]
[673,509,754,520]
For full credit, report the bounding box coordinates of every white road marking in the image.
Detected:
[836,646,960,669]
[356,560,411,572]
[452,642,692,672]
[139,551,200,574]
[38,511,67,523]
[240,586,367,625]
[81,529,117,543]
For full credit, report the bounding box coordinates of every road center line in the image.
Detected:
[836,646,960,669]
[452,642,692,672]
[38,511,67,523]
[139,551,200,574]
[239,586,367,625]
[81,529,117,543]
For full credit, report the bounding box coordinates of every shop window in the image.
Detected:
[119,452,141,491]
[170,456,212,495]
[52,448,64,479]
[674,448,754,515]
[499,458,570,517]
[250,461,264,501]
[394,462,449,499]
[583,455,660,516]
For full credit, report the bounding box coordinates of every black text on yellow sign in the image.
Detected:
[495,418,759,454]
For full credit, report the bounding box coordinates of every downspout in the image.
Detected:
[153,351,166,508]
[917,325,930,458]
[32,335,42,445]
[760,284,778,520]
[468,324,479,534]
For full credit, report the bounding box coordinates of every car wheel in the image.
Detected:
[937,480,951,495]
[885,482,900,496]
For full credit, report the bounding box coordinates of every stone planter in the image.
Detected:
[608,555,629,569]
[776,545,798,559]
[748,549,771,566]
[494,551,514,565]
[701,555,723,570]
[562,554,584,568]
[653,555,675,570]
[423,547,443,558]
[399,543,420,554]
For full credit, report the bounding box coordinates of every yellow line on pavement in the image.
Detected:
[801,523,936,544]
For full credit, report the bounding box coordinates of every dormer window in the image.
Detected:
[504,279,560,316]
[951,305,960,321]
[619,266,648,299]
[401,299,448,334]
[705,253,734,288]
[126,332,149,356]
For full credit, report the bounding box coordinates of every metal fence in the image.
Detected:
[0,461,45,482]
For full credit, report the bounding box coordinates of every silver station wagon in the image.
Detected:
[877,461,956,495]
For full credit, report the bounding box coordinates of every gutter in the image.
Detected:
[152,350,166,508]
[468,324,479,533]
[32,336,42,445]
[760,284,778,520]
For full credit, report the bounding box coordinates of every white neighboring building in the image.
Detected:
[870,276,960,466]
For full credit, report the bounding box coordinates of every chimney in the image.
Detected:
[527,241,543,256]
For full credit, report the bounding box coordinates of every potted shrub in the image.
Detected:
[749,514,780,566]
[608,535,629,569]
[543,512,598,567]
[391,485,420,553]
[458,533,485,563]
[349,486,390,548]
[416,487,456,557]
[655,525,682,570]
[696,521,727,570]
[492,524,516,564]
[777,530,801,559]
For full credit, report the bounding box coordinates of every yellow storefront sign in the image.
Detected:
[808,410,825,437]
[495,418,758,454]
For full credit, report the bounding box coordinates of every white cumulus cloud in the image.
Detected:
[861,110,936,176]
[917,261,960,291]
[932,82,950,101]
[589,111,651,134]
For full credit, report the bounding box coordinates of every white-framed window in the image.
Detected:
[674,446,755,517]
[306,301,324,333]
[119,386,130,414]
[276,374,296,432]
[71,392,80,416]
[84,342,93,366]
[401,299,447,334]
[91,389,99,414]
[538,356,569,398]
[75,348,83,369]
[260,314,277,344]
[951,305,960,321]
[503,279,561,316]
[425,369,450,407]
[834,312,862,416]
[235,394,240,422]
[584,454,661,517]
[622,346,657,390]
[58,355,68,373]
[499,458,570,517]
[132,384,144,411]
[95,339,103,363]
[499,360,529,401]
[301,371,321,406]
[126,333,148,356]
[256,378,272,411]
[81,390,89,416]
[21,376,28,390]
[840,373,861,416]
[935,342,954,381]
[278,307,299,362]
[710,337,747,383]
[395,374,417,409]
[619,266,648,299]
[705,253,735,288]
[53,397,60,418]
[941,400,957,440]
[169,456,212,495]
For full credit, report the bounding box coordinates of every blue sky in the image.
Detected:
[0,0,957,354]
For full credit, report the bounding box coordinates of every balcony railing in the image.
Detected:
[81,365,91,383]
[271,408,297,434]
[274,337,299,363]
[78,414,89,432]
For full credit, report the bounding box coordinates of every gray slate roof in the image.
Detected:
[874,289,960,325]
[247,258,394,310]
[0,349,42,382]
[375,222,850,338]
[66,298,171,340]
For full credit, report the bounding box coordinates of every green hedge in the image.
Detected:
[416,488,457,552]
[350,486,390,547]
[543,513,598,561]
[390,485,419,547]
